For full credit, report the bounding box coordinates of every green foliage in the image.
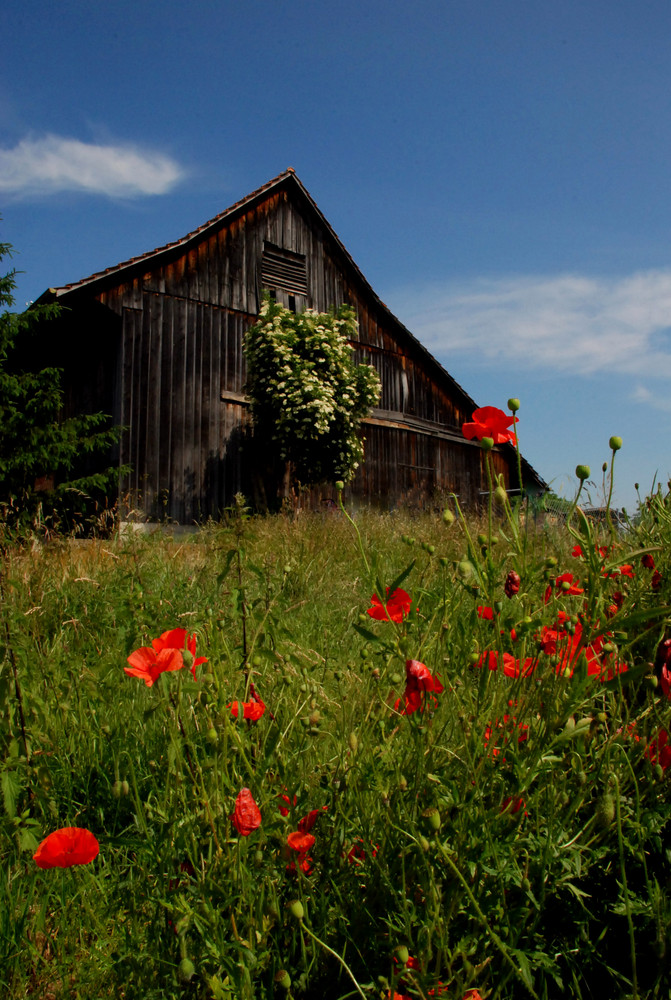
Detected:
[3,436,671,998]
[0,238,125,538]
[243,296,381,484]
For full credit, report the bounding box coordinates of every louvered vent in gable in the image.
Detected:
[261,243,308,296]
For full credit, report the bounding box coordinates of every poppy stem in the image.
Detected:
[298,918,368,1000]
[335,483,371,577]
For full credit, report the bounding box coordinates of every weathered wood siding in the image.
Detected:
[50,174,529,521]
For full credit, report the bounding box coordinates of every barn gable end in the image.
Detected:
[36,169,545,521]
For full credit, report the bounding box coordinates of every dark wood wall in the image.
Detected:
[63,182,519,522]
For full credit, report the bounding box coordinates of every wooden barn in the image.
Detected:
[35,168,546,521]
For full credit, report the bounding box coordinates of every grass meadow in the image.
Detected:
[2,477,671,1000]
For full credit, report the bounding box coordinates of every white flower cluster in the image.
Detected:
[243,297,381,482]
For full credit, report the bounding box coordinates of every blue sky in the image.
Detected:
[3,0,671,513]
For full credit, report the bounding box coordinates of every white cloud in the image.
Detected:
[0,134,185,198]
[388,270,671,379]
[631,383,671,412]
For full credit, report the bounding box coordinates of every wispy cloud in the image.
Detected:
[0,134,185,198]
[388,271,671,379]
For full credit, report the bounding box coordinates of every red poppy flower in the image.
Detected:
[346,838,379,865]
[477,605,495,620]
[504,570,521,597]
[476,650,535,677]
[33,827,99,869]
[652,570,663,591]
[125,628,207,686]
[367,587,412,622]
[604,564,634,579]
[642,553,656,570]
[394,659,444,715]
[287,830,316,853]
[462,406,518,445]
[297,806,328,833]
[647,729,671,771]
[231,788,261,836]
[484,714,528,759]
[540,620,627,680]
[229,684,266,721]
[278,791,297,817]
[500,795,527,816]
[544,573,584,603]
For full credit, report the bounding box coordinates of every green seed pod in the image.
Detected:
[334,480,344,491]
[394,945,410,965]
[481,436,494,452]
[206,727,218,745]
[181,649,194,670]
[426,544,435,555]
[442,508,455,526]
[398,774,408,791]
[575,464,591,481]
[178,958,196,982]
[422,807,441,831]
[646,674,659,690]
[419,835,431,852]
[609,436,623,452]
[508,398,521,413]
[348,731,359,754]
[595,793,615,827]
[477,533,488,546]
[494,485,508,506]
[654,763,665,781]
[287,899,304,920]
[112,780,123,798]
[121,779,130,796]
[275,970,292,990]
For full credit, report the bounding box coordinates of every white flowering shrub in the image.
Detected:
[244,296,381,484]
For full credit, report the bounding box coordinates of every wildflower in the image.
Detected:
[125,628,207,686]
[346,838,379,865]
[500,795,527,815]
[646,729,671,771]
[544,573,584,603]
[367,587,412,622]
[484,714,528,759]
[477,605,494,620]
[539,620,627,681]
[297,806,327,833]
[604,564,634,579]
[642,553,656,570]
[33,827,99,869]
[476,650,535,678]
[462,405,518,445]
[231,788,262,837]
[278,792,297,817]
[652,570,663,591]
[286,830,316,874]
[395,659,444,715]
[229,684,266,721]
[504,570,521,597]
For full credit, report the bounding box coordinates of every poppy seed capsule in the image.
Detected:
[609,436,623,452]
[481,436,494,451]
[575,464,591,481]
[394,945,410,965]
[423,807,441,831]
[507,398,520,413]
[275,970,292,990]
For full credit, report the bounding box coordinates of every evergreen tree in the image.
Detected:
[0,238,124,535]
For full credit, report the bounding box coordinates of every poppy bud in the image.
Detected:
[287,899,304,920]
[609,436,622,452]
[112,780,123,798]
[181,649,194,670]
[595,793,615,827]
[121,780,130,796]
[575,465,591,481]
[442,508,455,525]
[178,958,196,982]
[504,570,521,598]
[275,970,292,990]
[457,560,475,580]
[507,398,521,413]
[419,836,431,852]
[206,727,218,745]
[334,480,344,491]
[348,732,358,754]
[481,436,494,451]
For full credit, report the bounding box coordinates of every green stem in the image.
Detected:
[336,485,371,577]
[298,919,367,1000]
[612,774,638,999]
